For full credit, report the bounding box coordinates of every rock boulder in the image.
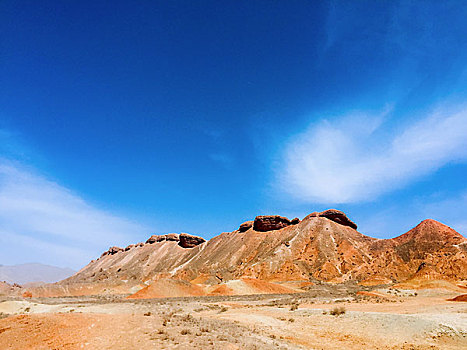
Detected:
[253,215,292,232]
[145,233,205,248]
[178,233,206,248]
[239,221,254,232]
[305,209,357,229]
[107,246,124,255]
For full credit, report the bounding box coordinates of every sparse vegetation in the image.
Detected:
[0,285,464,349]
[181,314,193,322]
[330,306,346,316]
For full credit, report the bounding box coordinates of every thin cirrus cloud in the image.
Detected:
[0,159,147,269]
[279,104,467,204]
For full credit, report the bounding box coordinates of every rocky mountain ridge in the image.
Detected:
[26,209,467,298]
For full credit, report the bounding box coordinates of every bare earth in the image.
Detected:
[0,285,466,349]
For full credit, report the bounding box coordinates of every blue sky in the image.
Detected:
[1,1,467,269]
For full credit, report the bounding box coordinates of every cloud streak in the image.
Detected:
[0,159,147,269]
[279,104,467,203]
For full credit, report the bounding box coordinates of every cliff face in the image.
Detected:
[27,210,467,298]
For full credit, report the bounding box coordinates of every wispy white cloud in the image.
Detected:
[279,104,467,203]
[0,159,147,269]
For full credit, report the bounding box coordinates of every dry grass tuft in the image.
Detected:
[329,306,346,316]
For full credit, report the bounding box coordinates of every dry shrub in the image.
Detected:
[181,314,193,322]
[290,303,298,311]
[330,306,346,316]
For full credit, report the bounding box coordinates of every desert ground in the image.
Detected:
[0,283,466,350]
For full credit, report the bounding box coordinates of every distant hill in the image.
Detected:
[0,263,75,285]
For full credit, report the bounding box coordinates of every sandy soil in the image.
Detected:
[0,287,466,349]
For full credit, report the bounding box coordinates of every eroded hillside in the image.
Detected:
[27,210,467,298]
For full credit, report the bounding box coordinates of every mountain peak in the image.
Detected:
[393,219,466,244]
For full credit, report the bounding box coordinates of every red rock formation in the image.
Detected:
[101,246,124,257]
[22,291,33,298]
[448,294,467,302]
[253,215,291,231]
[179,233,206,248]
[239,221,254,232]
[165,233,180,241]
[305,209,357,229]
[146,235,162,244]
[146,233,205,248]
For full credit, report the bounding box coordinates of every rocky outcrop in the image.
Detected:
[146,234,179,244]
[166,233,180,241]
[101,246,123,257]
[291,217,300,225]
[146,235,167,244]
[239,221,254,232]
[305,209,357,229]
[146,233,205,248]
[242,217,299,232]
[108,246,123,255]
[179,233,206,248]
[124,244,135,251]
[253,215,291,232]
